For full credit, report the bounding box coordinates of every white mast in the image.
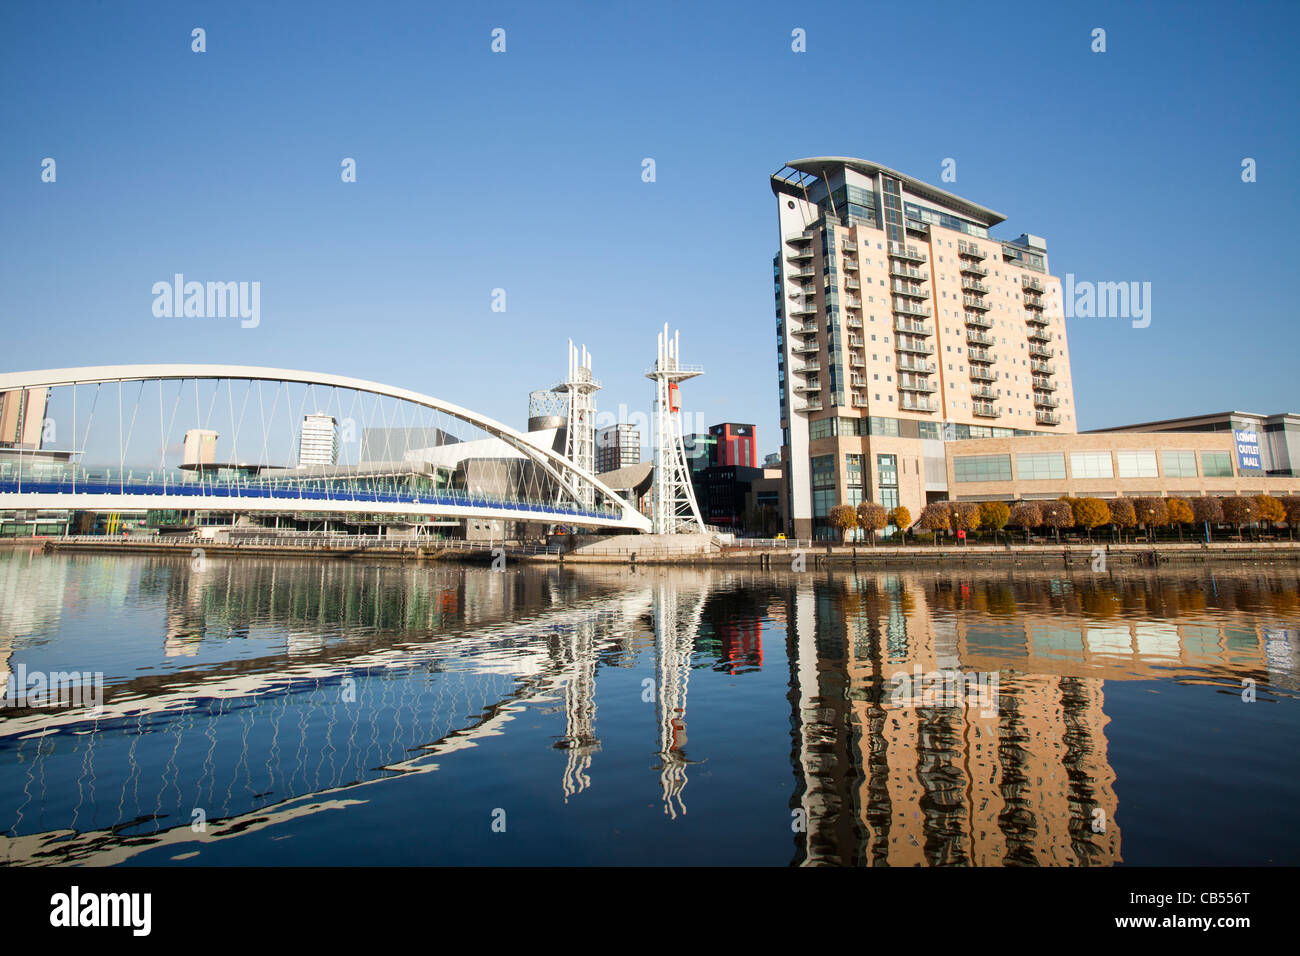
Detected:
[646,323,705,534]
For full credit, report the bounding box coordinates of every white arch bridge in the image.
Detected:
[0,365,651,533]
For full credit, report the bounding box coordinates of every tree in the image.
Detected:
[1191,496,1223,541]
[1007,501,1042,543]
[827,504,858,544]
[1166,497,1194,542]
[889,505,911,545]
[1255,494,1285,533]
[856,501,888,546]
[1108,498,1136,543]
[948,501,980,541]
[1280,497,1300,540]
[1039,499,1073,544]
[917,502,951,545]
[1131,497,1169,543]
[1220,496,1254,540]
[1073,497,1111,541]
[978,501,1010,544]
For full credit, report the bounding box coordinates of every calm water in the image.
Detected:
[1,547,1298,866]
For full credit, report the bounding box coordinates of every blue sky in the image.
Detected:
[2,0,1297,456]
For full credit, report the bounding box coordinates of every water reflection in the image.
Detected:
[0,548,1296,866]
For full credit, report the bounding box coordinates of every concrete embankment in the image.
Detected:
[25,535,1300,569]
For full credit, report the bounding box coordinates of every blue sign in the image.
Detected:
[1234,428,1262,471]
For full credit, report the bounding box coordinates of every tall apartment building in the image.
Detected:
[0,387,48,449]
[299,413,338,467]
[595,423,640,473]
[772,157,1078,538]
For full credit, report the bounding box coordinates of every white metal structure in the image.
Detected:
[551,341,600,512]
[646,325,705,534]
[0,365,651,532]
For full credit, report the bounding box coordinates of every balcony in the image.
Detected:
[790,300,817,316]
[967,347,994,364]
[895,317,932,336]
[972,402,1000,419]
[898,378,937,393]
[965,311,993,329]
[791,322,818,336]
[804,401,823,411]
[847,335,863,348]
[842,257,858,272]
[963,295,991,311]
[792,341,818,355]
[970,367,999,382]
[1022,276,1045,293]
[789,268,816,279]
[895,339,935,355]
[897,356,934,373]
[1033,392,1060,408]
[786,233,813,247]
[966,329,995,346]
[961,277,990,295]
[794,382,822,394]
[850,376,866,388]
[852,395,868,408]
[1036,410,1062,425]
[893,299,932,318]
[958,240,987,260]
[844,278,860,291]
[1025,311,1049,327]
[1024,292,1045,309]
[970,384,996,400]
[889,263,929,282]
[1031,375,1056,391]
[889,241,928,263]
[1030,360,1055,375]
[959,259,990,277]
[899,396,938,413]
[841,241,857,254]
[794,362,820,374]
[844,295,862,309]
[787,247,814,261]
[1028,343,1054,358]
[891,280,928,299]
[849,355,865,368]
[1027,326,1052,343]
[846,316,862,330]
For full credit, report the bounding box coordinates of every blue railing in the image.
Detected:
[0,477,620,521]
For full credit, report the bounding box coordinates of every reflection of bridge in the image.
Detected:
[0,557,711,865]
[0,365,650,532]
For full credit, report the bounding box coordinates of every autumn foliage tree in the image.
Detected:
[856,501,888,546]
[917,502,951,544]
[948,501,981,539]
[1072,497,1111,541]
[1131,497,1169,542]
[1219,497,1254,539]
[1039,499,1074,544]
[1108,498,1136,543]
[1254,494,1285,530]
[889,506,911,544]
[827,504,857,544]
[1280,497,1300,540]
[1192,496,1223,541]
[978,501,1010,543]
[1166,497,1194,541]
[1007,501,1042,542]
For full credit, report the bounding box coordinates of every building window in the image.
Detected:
[1070,451,1114,479]
[1116,450,1158,478]
[1017,452,1066,480]
[954,454,1012,483]
[1161,450,1198,478]
[1201,450,1234,477]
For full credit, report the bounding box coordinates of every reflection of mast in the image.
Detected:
[652,575,708,819]
[559,617,600,801]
